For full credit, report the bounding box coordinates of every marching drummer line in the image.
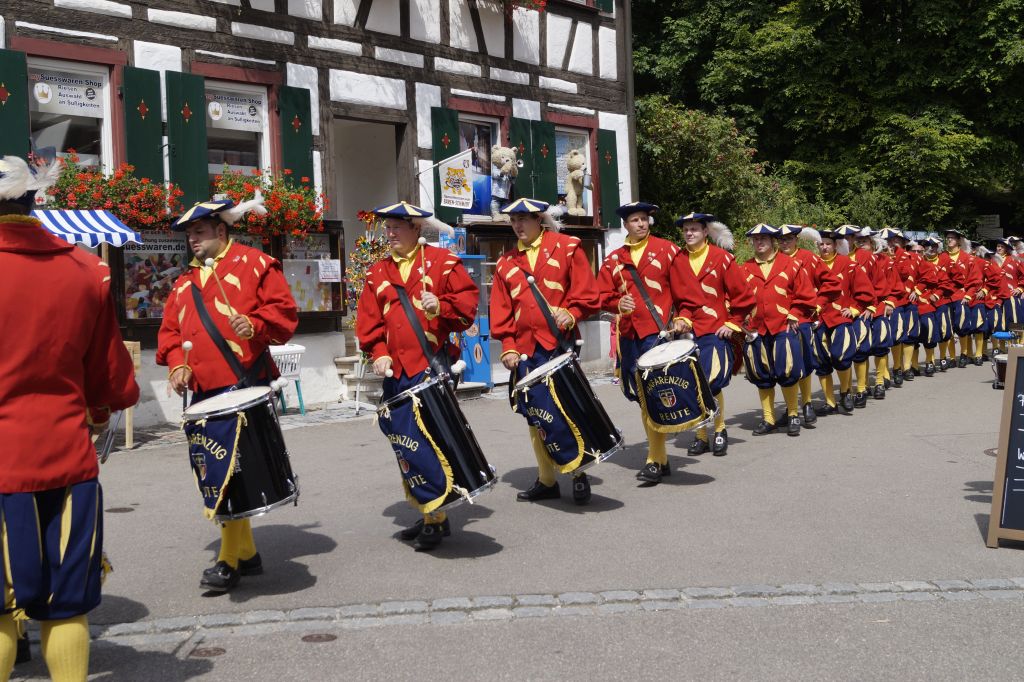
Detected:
[85,577,1024,642]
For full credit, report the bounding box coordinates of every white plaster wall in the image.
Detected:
[366,0,401,36]
[286,63,320,136]
[568,23,593,75]
[232,22,294,44]
[250,0,275,10]
[512,7,540,65]
[490,67,529,86]
[410,0,441,44]
[329,70,407,109]
[578,320,613,373]
[0,16,5,49]
[415,82,441,150]
[512,98,541,121]
[308,36,362,56]
[478,3,505,57]
[374,47,425,68]
[448,0,478,51]
[288,0,322,19]
[598,25,618,80]
[418,158,434,210]
[434,57,481,77]
[54,0,132,19]
[545,13,572,68]
[132,41,182,123]
[334,0,358,25]
[598,111,632,252]
[539,76,577,94]
[148,9,217,32]
[312,150,323,211]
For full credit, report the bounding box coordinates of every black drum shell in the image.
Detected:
[546,358,622,465]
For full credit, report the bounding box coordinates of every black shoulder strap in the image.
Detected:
[393,284,448,377]
[522,267,572,354]
[190,283,247,382]
[622,262,668,333]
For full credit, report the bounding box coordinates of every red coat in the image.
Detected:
[0,217,139,492]
[851,249,881,311]
[356,245,478,376]
[889,247,918,306]
[597,236,680,339]
[873,252,902,308]
[786,247,843,322]
[819,253,875,328]
[157,241,298,392]
[981,258,1009,307]
[914,257,941,314]
[923,255,955,306]
[740,251,817,335]
[998,256,1024,296]
[490,230,600,356]
[938,250,982,302]
[668,243,755,335]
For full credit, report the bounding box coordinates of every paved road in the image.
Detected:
[13,361,1024,680]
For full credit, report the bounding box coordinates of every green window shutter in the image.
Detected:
[278,85,314,183]
[0,49,30,158]
[431,106,460,224]
[530,120,557,204]
[508,117,534,199]
[596,128,620,229]
[595,0,613,12]
[165,71,208,206]
[122,66,164,183]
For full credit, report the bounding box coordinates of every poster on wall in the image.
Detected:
[123,232,188,320]
[439,149,474,211]
[28,68,105,118]
[206,88,265,132]
[284,234,334,312]
[459,121,492,215]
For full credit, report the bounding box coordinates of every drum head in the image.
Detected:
[636,339,697,369]
[184,387,273,419]
[518,353,574,388]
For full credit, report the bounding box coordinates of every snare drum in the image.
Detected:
[378,376,496,513]
[183,387,298,522]
[634,339,717,433]
[512,353,622,473]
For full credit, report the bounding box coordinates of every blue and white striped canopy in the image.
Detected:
[31,209,142,248]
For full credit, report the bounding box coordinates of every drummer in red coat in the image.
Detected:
[357,201,479,551]
[938,229,984,367]
[157,195,298,592]
[598,202,681,484]
[0,156,139,680]
[668,212,755,456]
[740,223,817,437]
[490,198,601,504]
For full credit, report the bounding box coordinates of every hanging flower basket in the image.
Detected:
[214,167,328,243]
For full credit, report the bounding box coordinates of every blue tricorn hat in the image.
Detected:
[171,199,236,231]
[616,201,658,220]
[372,201,434,219]
[674,212,717,228]
[745,223,779,237]
[501,198,550,214]
[878,227,905,240]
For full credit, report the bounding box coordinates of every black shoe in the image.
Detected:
[399,518,451,541]
[892,369,904,387]
[958,354,969,368]
[15,634,29,665]
[883,378,892,389]
[752,419,777,436]
[712,430,728,456]
[572,472,591,505]
[517,479,560,502]
[638,462,663,484]
[202,552,263,579]
[802,403,817,426]
[414,523,445,551]
[982,353,991,362]
[939,358,948,372]
[687,437,710,456]
[787,415,802,437]
[910,366,922,376]
[873,385,886,400]
[840,391,854,413]
[816,403,839,416]
[854,392,868,408]
[974,356,984,366]
[200,561,240,592]
[924,362,935,377]
[903,369,915,381]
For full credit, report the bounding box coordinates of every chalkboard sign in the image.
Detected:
[987,347,1024,546]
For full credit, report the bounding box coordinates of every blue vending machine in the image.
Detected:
[454,254,492,387]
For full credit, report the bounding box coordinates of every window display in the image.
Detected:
[28,58,112,173]
[283,233,338,312]
[206,81,270,188]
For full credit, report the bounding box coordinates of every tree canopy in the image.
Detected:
[632,0,1024,234]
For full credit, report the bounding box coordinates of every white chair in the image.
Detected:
[270,344,306,415]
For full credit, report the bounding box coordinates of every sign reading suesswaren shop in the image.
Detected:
[29,68,104,118]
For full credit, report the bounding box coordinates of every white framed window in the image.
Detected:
[555,126,592,216]
[457,114,500,217]
[27,57,113,173]
[205,80,272,183]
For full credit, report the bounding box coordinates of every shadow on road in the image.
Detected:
[91,594,150,626]
[15,639,214,681]
[381,500,504,559]
[499,467,625,514]
[964,480,992,505]
[201,523,336,603]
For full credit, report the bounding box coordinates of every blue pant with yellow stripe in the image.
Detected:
[796,322,818,377]
[695,333,735,395]
[870,315,894,357]
[743,329,804,389]
[852,317,873,363]
[814,321,857,374]
[935,304,953,342]
[952,300,976,336]
[916,312,940,348]
[618,334,665,403]
[1,479,103,621]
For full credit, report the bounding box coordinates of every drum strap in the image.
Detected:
[622,263,667,333]
[522,267,573,354]
[393,285,451,378]
[190,285,271,388]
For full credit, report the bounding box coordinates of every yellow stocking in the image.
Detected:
[424,510,447,524]
[963,335,974,357]
[837,368,852,393]
[758,388,776,424]
[798,376,813,406]
[643,416,668,465]
[40,615,89,682]
[713,392,726,433]
[0,613,17,681]
[874,355,889,386]
[911,345,921,369]
[855,361,868,393]
[216,521,240,569]
[925,346,935,363]
[891,344,904,370]
[781,384,799,417]
[530,428,557,486]
[236,519,256,562]
[973,333,985,359]
[819,374,836,407]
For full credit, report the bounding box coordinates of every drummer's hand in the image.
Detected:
[372,356,393,378]
[841,307,855,319]
[908,291,919,303]
[715,325,734,339]
[553,308,574,330]
[884,303,895,317]
[229,314,255,339]
[930,294,940,304]
[618,294,636,314]
[169,366,192,396]
[672,319,691,334]
[501,352,520,371]
[861,310,873,323]
[420,291,440,314]
[787,319,800,333]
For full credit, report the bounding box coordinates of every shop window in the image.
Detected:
[458,114,499,218]
[283,233,341,313]
[554,127,591,216]
[205,80,271,188]
[28,57,112,173]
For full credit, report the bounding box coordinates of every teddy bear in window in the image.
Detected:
[564,149,587,216]
[490,145,519,218]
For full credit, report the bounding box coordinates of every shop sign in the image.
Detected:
[206,88,264,133]
[28,68,104,118]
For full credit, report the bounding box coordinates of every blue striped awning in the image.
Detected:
[31,209,142,248]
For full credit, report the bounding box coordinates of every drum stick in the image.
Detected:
[204,258,236,316]
[385,369,394,378]
[417,237,428,292]
[181,341,193,411]
[610,254,629,292]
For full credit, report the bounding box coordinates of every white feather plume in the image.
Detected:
[799,227,822,244]
[220,189,267,226]
[836,239,850,256]
[27,159,61,194]
[707,220,734,251]
[962,237,972,253]
[540,208,564,232]
[413,215,456,240]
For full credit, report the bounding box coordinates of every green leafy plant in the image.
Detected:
[214,168,327,243]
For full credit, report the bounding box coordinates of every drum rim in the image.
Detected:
[378,374,446,412]
[636,338,698,370]
[515,352,576,392]
[184,387,275,420]
[214,489,299,522]
[437,477,498,512]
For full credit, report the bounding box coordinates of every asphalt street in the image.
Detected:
[12,360,1024,680]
